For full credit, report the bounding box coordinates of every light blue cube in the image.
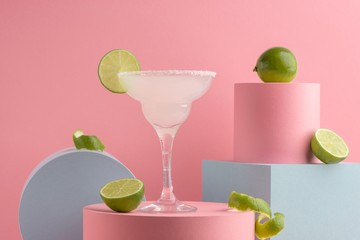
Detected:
[202,160,360,240]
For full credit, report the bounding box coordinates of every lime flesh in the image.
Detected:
[254,47,297,83]
[100,178,144,212]
[98,49,140,93]
[311,128,349,164]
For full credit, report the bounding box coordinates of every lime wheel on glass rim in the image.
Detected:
[98,49,141,93]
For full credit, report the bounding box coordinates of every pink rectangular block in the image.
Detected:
[234,83,320,164]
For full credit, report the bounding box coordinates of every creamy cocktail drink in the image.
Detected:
[121,71,213,127]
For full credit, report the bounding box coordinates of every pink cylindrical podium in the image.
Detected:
[234,83,320,164]
[83,201,254,240]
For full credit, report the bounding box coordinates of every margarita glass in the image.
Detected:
[120,70,215,213]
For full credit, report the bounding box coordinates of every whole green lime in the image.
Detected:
[253,47,297,83]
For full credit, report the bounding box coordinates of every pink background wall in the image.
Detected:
[1,0,360,239]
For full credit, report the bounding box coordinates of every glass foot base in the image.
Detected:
[139,200,197,213]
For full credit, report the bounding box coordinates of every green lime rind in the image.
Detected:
[73,129,84,139]
[98,49,141,94]
[311,128,349,164]
[254,47,297,83]
[228,191,271,219]
[72,130,106,152]
[255,212,285,239]
[100,178,145,212]
[229,191,285,239]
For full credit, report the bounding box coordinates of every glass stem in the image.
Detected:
[155,125,179,203]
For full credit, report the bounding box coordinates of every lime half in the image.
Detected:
[311,128,349,164]
[98,49,140,93]
[72,129,106,151]
[228,191,285,239]
[100,178,145,212]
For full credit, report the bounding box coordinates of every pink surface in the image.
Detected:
[234,83,320,163]
[83,202,254,240]
[1,1,360,239]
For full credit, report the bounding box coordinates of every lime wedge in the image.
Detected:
[72,129,106,151]
[100,178,145,212]
[255,212,285,239]
[311,128,349,164]
[228,191,285,239]
[98,49,140,93]
[228,191,271,218]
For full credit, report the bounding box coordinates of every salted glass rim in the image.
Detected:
[118,70,216,78]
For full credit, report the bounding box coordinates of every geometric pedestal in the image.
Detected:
[234,83,320,164]
[84,201,255,240]
[19,148,137,240]
[202,160,360,240]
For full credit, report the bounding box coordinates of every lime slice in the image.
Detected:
[311,128,349,164]
[72,129,106,151]
[229,191,285,239]
[100,178,145,212]
[98,49,140,93]
[255,212,285,239]
[253,47,297,83]
[228,191,271,218]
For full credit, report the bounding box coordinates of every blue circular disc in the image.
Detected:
[19,148,137,240]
